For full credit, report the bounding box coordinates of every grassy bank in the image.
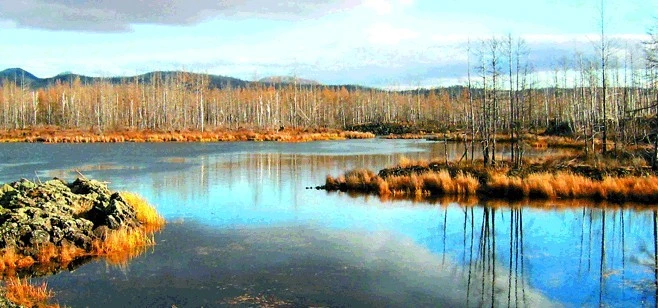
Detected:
[0,127,374,143]
[323,154,658,204]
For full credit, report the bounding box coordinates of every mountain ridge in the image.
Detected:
[0,68,470,95]
[0,68,250,89]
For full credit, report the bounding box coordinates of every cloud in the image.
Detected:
[361,0,414,15]
[0,0,359,32]
[365,23,419,45]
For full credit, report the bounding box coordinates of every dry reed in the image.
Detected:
[120,192,166,231]
[91,228,156,266]
[4,277,58,308]
[0,127,375,144]
[325,167,658,204]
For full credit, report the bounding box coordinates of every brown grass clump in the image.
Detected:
[31,243,86,268]
[453,172,481,196]
[120,192,166,231]
[35,244,58,265]
[325,165,658,205]
[523,173,557,199]
[91,228,155,266]
[482,172,658,203]
[0,248,35,273]
[340,131,376,139]
[5,277,58,308]
[326,168,480,199]
[87,193,163,265]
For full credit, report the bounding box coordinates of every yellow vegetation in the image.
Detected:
[326,168,658,204]
[91,228,155,266]
[120,192,166,231]
[4,277,58,308]
[0,248,34,273]
[0,127,375,143]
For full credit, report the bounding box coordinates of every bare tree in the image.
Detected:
[644,20,658,169]
[599,0,609,154]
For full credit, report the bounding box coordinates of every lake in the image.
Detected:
[0,139,655,307]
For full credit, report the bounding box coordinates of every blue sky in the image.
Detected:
[0,0,654,88]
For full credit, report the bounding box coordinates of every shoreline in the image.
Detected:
[0,127,375,143]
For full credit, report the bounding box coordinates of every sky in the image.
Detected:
[0,0,655,88]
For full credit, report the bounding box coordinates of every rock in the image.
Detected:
[93,225,110,240]
[0,177,145,266]
[29,230,50,246]
[51,226,64,244]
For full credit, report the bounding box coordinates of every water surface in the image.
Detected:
[0,139,654,307]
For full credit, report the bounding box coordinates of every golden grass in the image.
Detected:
[4,277,58,308]
[340,131,376,139]
[0,229,157,274]
[91,228,155,266]
[326,167,658,204]
[30,243,86,267]
[385,171,479,197]
[89,193,163,265]
[0,248,34,273]
[120,192,166,231]
[489,172,658,203]
[0,127,375,143]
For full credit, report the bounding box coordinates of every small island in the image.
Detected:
[321,150,658,205]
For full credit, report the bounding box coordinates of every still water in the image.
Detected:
[0,139,655,307]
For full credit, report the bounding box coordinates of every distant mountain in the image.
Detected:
[0,68,410,93]
[259,76,321,86]
[0,69,250,89]
[0,68,40,85]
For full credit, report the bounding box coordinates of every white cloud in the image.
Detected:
[366,23,419,45]
[361,0,414,15]
[362,0,393,14]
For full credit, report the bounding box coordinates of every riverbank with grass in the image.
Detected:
[0,127,374,143]
[0,177,164,307]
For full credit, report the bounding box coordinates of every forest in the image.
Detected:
[0,33,656,162]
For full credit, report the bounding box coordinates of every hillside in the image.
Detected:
[0,68,249,89]
[0,68,397,92]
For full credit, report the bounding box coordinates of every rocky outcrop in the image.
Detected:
[0,178,141,258]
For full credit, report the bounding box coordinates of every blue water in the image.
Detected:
[0,140,654,307]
